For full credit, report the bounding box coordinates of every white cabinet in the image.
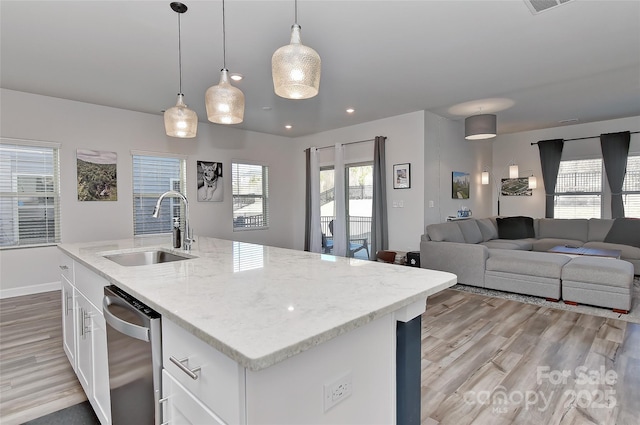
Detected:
[161,369,226,425]
[59,253,111,425]
[61,276,76,370]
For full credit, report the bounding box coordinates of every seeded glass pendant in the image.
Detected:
[272,0,321,100]
[165,94,198,137]
[205,69,245,124]
[205,0,245,124]
[164,2,197,138]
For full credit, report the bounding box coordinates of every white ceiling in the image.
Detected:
[1,0,639,138]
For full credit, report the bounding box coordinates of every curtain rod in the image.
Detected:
[309,138,376,151]
[530,131,639,145]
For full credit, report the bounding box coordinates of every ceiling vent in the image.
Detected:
[524,0,575,14]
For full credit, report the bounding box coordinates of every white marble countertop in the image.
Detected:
[58,236,456,371]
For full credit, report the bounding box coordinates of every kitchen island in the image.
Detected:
[58,236,456,424]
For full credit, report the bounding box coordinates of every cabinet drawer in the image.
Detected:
[58,252,74,283]
[74,261,109,310]
[162,319,244,424]
[162,369,226,425]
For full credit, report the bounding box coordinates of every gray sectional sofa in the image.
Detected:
[420,217,639,312]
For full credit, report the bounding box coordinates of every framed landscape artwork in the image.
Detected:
[501,178,532,196]
[452,171,470,199]
[393,163,411,189]
[77,149,117,201]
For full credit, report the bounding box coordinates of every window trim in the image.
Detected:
[0,138,61,249]
[232,161,269,231]
[553,157,603,219]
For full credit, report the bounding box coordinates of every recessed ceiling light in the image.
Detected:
[262,106,272,111]
[285,125,292,129]
[559,118,579,124]
[230,73,243,81]
[346,108,355,114]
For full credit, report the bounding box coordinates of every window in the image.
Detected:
[622,155,640,218]
[232,163,269,230]
[0,140,60,248]
[132,154,186,235]
[554,158,602,219]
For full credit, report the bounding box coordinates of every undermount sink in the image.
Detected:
[103,249,194,267]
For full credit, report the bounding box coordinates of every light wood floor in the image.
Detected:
[422,289,640,425]
[1,289,638,425]
[0,291,86,425]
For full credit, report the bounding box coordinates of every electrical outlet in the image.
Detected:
[324,372,352,412]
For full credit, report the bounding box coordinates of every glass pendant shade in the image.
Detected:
[509,164,519,179]
[528,175,537,189]
[272,24,321,99]
[464,114,497,140]
[164,94,198,138]
[205,69,245,124]
[481,171,490,185]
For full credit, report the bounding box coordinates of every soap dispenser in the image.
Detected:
[172,217,181,249]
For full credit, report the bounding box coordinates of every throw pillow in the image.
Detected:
[496,216,535,240]
[604,218,640,248]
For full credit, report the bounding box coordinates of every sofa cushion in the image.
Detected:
[588,218,614,242]
[458,219,483,244]
[486,249,571,278]
[481,239,534,250]
[496,216,535,239]
[604,218,640,248]
[477,218,498,242]
[538,218,588,242]
[427,222,465,243]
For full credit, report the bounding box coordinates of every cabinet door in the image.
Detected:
[91,312,111,425]
[75,293,93,397]
[162,369,226,425]
[61,277,76,370]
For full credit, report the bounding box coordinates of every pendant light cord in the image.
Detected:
[222,0,227,69]
[177,11,183,95]
[294,0,298,24]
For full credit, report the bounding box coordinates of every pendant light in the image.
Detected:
[464,114,497,140]
[272,0,321,99]
[164,2,198,138]
[205,0,244,124]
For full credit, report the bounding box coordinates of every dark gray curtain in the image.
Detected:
[537,139,564,218]
[370,136,388,259]
[600,131,631,218]
[303,148,311,251]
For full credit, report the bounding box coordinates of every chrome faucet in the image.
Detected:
[151,190,194,251]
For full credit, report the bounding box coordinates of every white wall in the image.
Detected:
[0,89,299,296]
[492,116,640,218]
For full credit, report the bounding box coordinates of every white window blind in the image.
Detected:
[133,155,186,235]
[0,141,60,248]
[554,158,602,219]
[622,155,640,218]
[232,163,269,230]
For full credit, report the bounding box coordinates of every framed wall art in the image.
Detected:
[393,163,411,189]
[501,178,532,196]
[197,161,223,202]
[452,171,470,199]
[77,149,117,201]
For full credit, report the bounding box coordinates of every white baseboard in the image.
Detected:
[0,281,61,299]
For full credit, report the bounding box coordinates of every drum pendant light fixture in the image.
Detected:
[464,114,497,140]
[164,2,198,138]
[272,0,321,99]
[205,0,245,124]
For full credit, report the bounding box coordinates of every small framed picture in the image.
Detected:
[452,171,470,199]
[393,163,411,189]
[197,161,223,202]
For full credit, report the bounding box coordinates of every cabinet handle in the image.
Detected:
[81,309,91,339]
[64,292,72,316]
[59,265,69,270]
[169,356,201,380]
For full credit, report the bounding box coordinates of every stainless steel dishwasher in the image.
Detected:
[103,285,162,425]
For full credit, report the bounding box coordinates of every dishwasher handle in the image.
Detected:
[103,296,150,342]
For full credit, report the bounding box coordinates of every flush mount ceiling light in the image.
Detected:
[464,114,497,140]
[205,0,245,124]
[164,2,198,138]
[271,0,321,99]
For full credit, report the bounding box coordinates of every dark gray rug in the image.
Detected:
[22,401,100,425]
[451,276,640,324]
